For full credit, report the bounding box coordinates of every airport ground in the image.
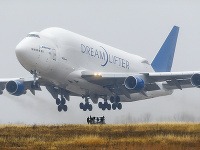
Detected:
[0,123,199,150]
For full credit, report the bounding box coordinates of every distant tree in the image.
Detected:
[142,113,152,123]
[173,112,195,122]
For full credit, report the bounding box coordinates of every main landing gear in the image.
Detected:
[79,97,93,111]
[45,85,69,112]
[98,100,111,110]
[56,96,68,112]
[98,96,122,111]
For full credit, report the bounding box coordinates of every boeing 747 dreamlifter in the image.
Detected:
[1,26,200,112]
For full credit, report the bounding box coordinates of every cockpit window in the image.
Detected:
[27,34,40,38]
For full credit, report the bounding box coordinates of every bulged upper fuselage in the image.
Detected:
[15,27,171,102]
[16,28,153,74]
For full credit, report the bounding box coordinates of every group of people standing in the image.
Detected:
[87,116,105,124]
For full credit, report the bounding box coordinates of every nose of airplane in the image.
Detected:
[16,40,25,54]
[15,40,31,68]
[15,42,22,54]
[15,38,30,58]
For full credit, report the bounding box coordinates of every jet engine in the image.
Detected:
[191,73,200,87]
[6,80,25,96]
[124,76,145,91]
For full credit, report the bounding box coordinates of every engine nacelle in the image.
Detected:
[124,76,145,91]
[6,80,25,96]
[191,73,200,87]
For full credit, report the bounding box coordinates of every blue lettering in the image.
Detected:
[113,56,117,64]
[109,54,113,63]
[126,60,129,69]
[99,51,105,60]
[81,44,86,53]
[118,58,121,66]
[94,49,99,58]
[86,46,90,55]
[91,48,94,57]
[122,59,126,68]
[80,44,129,69]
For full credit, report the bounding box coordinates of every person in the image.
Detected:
[87,117,90,124]
[102,116,105,124]
[93,117,96,124]
[100,116,105,124]
[89,115,92,121]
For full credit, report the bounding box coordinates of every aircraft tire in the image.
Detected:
[56,98,61,105]
[102,104,106,111]
[58,105,62,112]
[110,96,115,103]
[83,105,87,111]
[112,103,116,110]
[88,104,92,111]
[107,104,111,110]
[117,103,122,110]
[63,105,68,112]
[98,102,102,108]
[80,102,84,109]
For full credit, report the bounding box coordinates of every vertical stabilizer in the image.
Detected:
[151,26,179,72]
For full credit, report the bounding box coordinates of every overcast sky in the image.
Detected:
[0,0,200,124]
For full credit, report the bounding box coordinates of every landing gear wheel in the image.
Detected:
[80,102,84,109]
[117,103,122,110]
[58,105,62,112]
[98,102,103,108]
[107,104,111,110]
[88,104,92,111]
[110,96,115,103]
[83,105,87,111]
[56,98,61,105]
[63,105,68,112]
[102,104,106,111]
[112,103,116,110]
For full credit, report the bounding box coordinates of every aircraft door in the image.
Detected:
[36,45,51,73]
[50,48,56,61]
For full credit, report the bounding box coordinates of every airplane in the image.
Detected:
[1,26,200,112]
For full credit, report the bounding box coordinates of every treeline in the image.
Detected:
[115,112,200,124]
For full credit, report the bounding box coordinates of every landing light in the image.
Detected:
[94,73,102,77]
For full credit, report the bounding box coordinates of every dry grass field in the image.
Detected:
[0,123,200,150]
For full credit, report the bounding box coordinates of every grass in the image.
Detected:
[0,123,200,149]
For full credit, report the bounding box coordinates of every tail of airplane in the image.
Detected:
[151,26,179,72]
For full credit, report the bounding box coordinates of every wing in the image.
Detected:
[81,71,200,97]
[0,77,45,95]
[0,77,78,99]
[144,71,200,90]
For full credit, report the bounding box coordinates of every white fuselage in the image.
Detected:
[15,27,172,102]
